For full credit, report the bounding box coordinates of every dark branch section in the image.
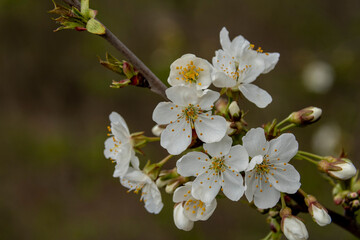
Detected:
[61,0,168,99]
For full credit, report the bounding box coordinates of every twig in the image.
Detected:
[61,0,168,99]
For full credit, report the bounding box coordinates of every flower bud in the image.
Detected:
[165,179,182,194]
[215,97,228,115]
[151,125,165,137]
[226,121,237,135]
[348,192,358,199]
[333,194,344,205]
[319,157,357,180]
[288,106,322,126]
[282,216,309,240]
[228,101,240,119]
[280,208,309,240]
[173,203,194,231]
[309,204,331,226]
[122,61,135,79]
[352,200,360,208]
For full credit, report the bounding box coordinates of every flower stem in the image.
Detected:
[158,155,173,167]
[280,193,287,209]
[298,188,308,197]
[295,154,319,165]
[144,136,160,142]
[279,123,296,132]
[297,150,323,160]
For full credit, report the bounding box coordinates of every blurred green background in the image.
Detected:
[1,0,360,239]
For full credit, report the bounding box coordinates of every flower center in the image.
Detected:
[184,198,207,215]
[181,104,203,128]
[176,61,204,84]
[255,158,270,174]
[209,157,226,174]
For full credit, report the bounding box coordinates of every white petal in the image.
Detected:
[130,153,140,170]
[194,114,227,143]
[245,155,263,171]
[222,170,245,201]
[268,133,298,163]
[173,184,192,203]
[109,111,129,134]
[166,86,198,106]
[203,135,232,158]
[173,204,194,231]
[177,152,211,177]
[269,164,301,194]
[160,119,192,155]
[224,145,249,171]
[197,89,220,110]
[230,35,250,59]
[219,27,231,53]
[212,71,237,88]
[113,161,129,178]
[242,128,269,158]
[152,102,182,125]
[104,137,116,159]
[143,182,164,214]
[192,172,221,204]
[111,122,130,143]
[197,199,217,221]
[245,172,256,202]
[121,167,148,185]
[253,178,281,209]
[239,83,272,108]
[260,52,280,74]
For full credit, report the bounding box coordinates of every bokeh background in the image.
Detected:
[1,0,360,239]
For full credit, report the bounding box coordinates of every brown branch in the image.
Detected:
[61,0,168,99]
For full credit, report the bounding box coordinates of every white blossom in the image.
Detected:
[177,136,248,204]
[153,86,227,155]
[212,27,279,108]
[282,216,309,240]
[243,128,301,209]
[120,167,163,214]
[173,182,217,231]
[310,205,331,226]
[168,54,212,90]
[104,112,139,177]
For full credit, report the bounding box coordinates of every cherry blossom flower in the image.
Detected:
[243,128,301,209]
[120,167,163,214]
[104,112,139,177]
[212,27,279,108]
[168,54,212,90]
[173,182,217,231]
[153,86,227,155]
[177,136,248,204]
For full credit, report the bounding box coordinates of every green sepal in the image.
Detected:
[81,0,90,18]
[86,18,106,35]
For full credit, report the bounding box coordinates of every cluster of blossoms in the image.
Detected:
[49,2,359,238]
[103,28,357,239]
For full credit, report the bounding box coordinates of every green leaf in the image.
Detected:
[81,0,90,17]
[86,18,106,35]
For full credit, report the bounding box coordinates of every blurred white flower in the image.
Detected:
[104,112,139,178]
[120,167,163,214]
[177,136,248,204]
[212,27,279,108]
[173,182,217,231]
[312,123,341,155]
[153,86,227,155]
[302,61,334,94]
[243,128,301,209]
[168,54,212,90]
